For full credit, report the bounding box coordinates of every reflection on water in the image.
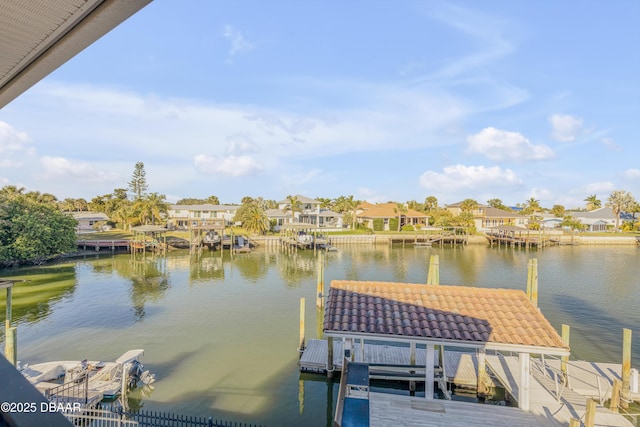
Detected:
[1,245,638,426]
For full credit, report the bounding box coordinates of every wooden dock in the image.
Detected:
[369,393,562,427]
[77,240,130,251]
[484,353,635,426]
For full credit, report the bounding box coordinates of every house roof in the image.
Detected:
[446,201,488,208]
[484,207,519,218]
[71,211,109,221]
[323,280,569,355]
[169,204,239,212]
[265,208,288,218]
[277,195,319,205]
[356,203,428,219]
[0,0,152,109]
[570,207,616,220]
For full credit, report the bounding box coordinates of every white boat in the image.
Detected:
[20,349,155,401]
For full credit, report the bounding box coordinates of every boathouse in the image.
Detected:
[323,280,570,412]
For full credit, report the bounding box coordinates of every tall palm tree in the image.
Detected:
[606,190,635,232]
[460,199,478,213]
[584,194,601,211]
[136,193,168,225]
[285,195,301,224]
[241,201,270,235]
[394,203,408,232]
[523,197,541,215]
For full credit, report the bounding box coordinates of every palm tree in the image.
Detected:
[424,196,438,211]
[606,190,635,232]
[136,193,168,225]
[584,194,601,211]
[523,197,541,215]
[285,195,301,224]
[460,198,479,213]
[393,203,408,232]
[240,201,270,235]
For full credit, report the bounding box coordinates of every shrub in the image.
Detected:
[401,224,414,232]
[372,219,384,231]
[389,218,398,231]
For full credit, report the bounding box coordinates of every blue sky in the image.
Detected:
[1,0,638,207]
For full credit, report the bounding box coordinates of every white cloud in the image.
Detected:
[223,25,254,58]
[193,154,263,177]
[0,120,35,166]
[586,181,615,194]
[466,127,554,162]
[624,169,640,179]
[39,157,119,183]
[357,188,389,204]
[601,138,621,151]
[550,114,583,142]
[419,164,522,191]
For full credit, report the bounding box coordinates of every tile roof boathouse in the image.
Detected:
[323,280,570,411]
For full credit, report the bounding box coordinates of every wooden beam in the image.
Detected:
[298,298,305,352]
[621,328,632,409]
[519,353,530,411]
[561,324,570,385]
[425,344,435,399]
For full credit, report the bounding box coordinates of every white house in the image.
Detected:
[274,195,343,230]
[71,212,110,233]
[166,204,239,229]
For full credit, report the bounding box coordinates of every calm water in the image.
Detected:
[1,244,639,426]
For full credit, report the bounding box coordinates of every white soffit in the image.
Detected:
[0,0,152,109]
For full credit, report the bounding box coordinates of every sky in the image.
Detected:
[0,0,639,207]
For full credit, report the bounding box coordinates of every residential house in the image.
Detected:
[356,203,428,231]
[445,202,527,231]
[166,204,239,229]
[274,195,343,229]
[72,212,110,233]
[567,207,618,232]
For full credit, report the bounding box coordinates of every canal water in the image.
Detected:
[1,244,638,426]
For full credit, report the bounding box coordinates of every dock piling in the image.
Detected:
[427,255,439,285]
[299,298,306,353]
[561,324,570,385]
[621,328,632,409]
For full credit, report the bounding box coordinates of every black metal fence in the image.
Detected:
[74,406,266,427]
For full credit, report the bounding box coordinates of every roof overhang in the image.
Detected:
[324,331,571,357]
[0,0,153,109]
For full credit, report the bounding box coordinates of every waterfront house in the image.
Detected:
[567,207,617,232]
[446,202,527,231]
[72,211,110,233]
[277,195,343,229]
[356,203,428,231]
[166,204,239,229]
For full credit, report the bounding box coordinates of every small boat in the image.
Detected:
[20,349,155,402]
[202,231,221,245]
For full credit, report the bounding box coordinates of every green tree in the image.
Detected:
[424,196,438,211]
[128,161,148,201]
[584,194,601,211]
[550,204,565,217]
[561,215,584,231]
[205,195,220,205]
[522,197,542,215]
[234,200,269,235]
[0,188,77,265]
[393,203,408,232]
[487,198,510,211]
[606,190,635,231]
[135,192,168,225]
[460,198,479,213]
[284,195,302,223]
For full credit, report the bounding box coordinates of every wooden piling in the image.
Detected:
[610,379,621,413]
[327,337,334,378]
[5,327,17,366]
[427,255,439,285]
[526,258,538,306]
[621,328,632,409]
[561,324,570,385]
[316,256,323,309]
[569,419,580,427]
[299,298,306,353]
[478,349,488,397]
[584,398,596,427]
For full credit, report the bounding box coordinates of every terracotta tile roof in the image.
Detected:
[323,280,568,352]
[356,203,428,219]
